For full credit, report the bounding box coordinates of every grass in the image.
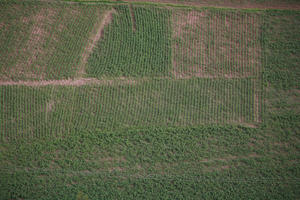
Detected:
[0,0,300,199]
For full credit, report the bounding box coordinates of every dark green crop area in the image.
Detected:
[263,10,300,89]
[87,5,172,77]
[0,1,300,199]
[1,125,300,199]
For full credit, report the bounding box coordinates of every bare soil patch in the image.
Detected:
[0,78,137,87]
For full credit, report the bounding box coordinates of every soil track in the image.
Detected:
[0,78,136,86]
[0,75,258,86]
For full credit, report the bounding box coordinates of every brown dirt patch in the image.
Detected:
[79,9,117,76]
[0,77,137,87]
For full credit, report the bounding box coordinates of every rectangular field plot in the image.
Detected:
[0,2,106,81]
[86,5,172,78]
[0,78,261,139]
[172,9,262,78]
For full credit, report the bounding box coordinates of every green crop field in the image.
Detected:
[87,5,172,77]
[0,0,299,199]
[0,78,260,140]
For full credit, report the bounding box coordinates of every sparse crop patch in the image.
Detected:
[0,2,108,81]
[172,9,262,78]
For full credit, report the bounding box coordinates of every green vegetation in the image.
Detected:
[1,125,299,199]
[87,5,172,77]
[263,10,300,89]
[0,0,299,199]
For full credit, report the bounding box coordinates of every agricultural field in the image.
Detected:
[0,78,260,139]
[87,5,172,77]
[0,0,300,199]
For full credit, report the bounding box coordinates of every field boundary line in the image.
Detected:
[0,78,126,86]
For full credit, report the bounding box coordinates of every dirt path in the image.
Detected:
[0,78,138,86]
[0,75,259,86]
[0,78,99,86]
[78,9,116,76]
